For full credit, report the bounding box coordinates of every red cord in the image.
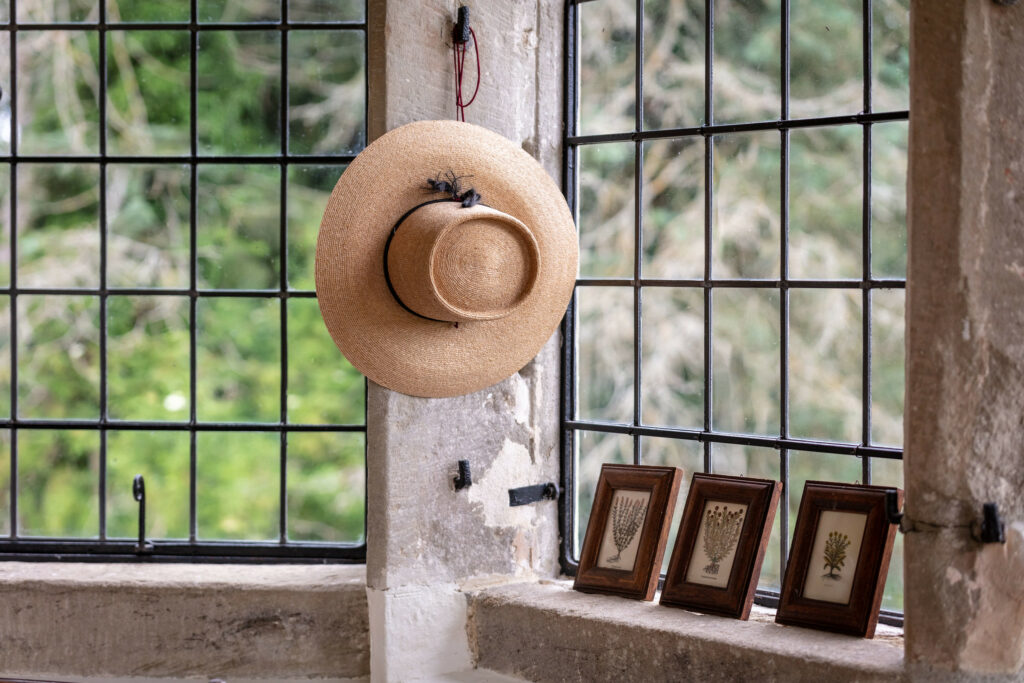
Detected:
[453,27,480,122]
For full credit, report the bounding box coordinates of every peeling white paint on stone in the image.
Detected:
[468,438,540,531]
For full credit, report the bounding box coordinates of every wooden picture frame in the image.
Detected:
[573,463,683,601]
[775,481,903,638]
[659,473,781,619]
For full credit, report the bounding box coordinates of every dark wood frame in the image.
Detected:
[573,463,683,600]
[660,473,781,619]
[776,481,903,638]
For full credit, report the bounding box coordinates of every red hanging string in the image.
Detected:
[453,27,480,122]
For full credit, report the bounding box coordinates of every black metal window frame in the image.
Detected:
[559,0,908,623]
[0,0,368,563]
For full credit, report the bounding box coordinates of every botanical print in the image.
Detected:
[597,489,651,571]
[685,500,749,588]
[802,510,868,604]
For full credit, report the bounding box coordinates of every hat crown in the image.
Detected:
[386,202,541,323]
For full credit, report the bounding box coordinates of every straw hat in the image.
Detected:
[315,120,578,398]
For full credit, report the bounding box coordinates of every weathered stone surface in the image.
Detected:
[0,563,369,679]
[905,1,1024,677]
[470,581,905,683]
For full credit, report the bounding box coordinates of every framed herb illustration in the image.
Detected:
[775,481,903,638]
[660,473,781,619]
[573,463,683,600]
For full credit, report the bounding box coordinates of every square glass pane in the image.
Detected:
[0,1,6,21]
[18,295,100,419]
[199,0,277,22]
[714,443,781,590]
[287,431,365,542]
[108,296,189,421]
[643,0,705,130]
[288,165,344,290]
[579,142,634,278]
[789,0,862,119]
[0,431,9,536]
[289,0,363,22]
[197,431,278,540]
[642,436,703,574]
[108,164,190,288]
[17,0,97,22]
[576,286,633,424]
[288,297,364,424]
[871,122,908,278]
[0,34,10,155]
[712,132,781,279]
[197,165,280,289]
[107,430,190,540]
[0,296,8,418]
[578,0,635,135]
[288,31,365,155]
[641,137,704,279]
[711,288,779,435]
[789,289,861,443]
[0,164,9,285]
[789,126,862,280]
[873,455,904,611]
[17,163,100,289]
[17,31,100,154]
[873,0,910,112]
[574,429,633,557]
[18,429,99,537]
[107,31,191,155]
[197,31,281,154]
[713,0,781,123]
[108,0,189,22]
[871,289,904,447]
[197,297,280,422]
[640,287,703,430]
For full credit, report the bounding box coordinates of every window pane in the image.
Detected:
[872,122,908,278]
[107,430,190,540]
[197,31,281,154]
[288,164,344,290]
[641,137,704,280]
[197,297,280,422]
[17,31,100,154]
[713,0,781,123]
[108,296,189,421]
[107,31,191,156]
[289,0,363,22]
[577,286,633,424]
[789,288,861,443]
[197,431,278,540]
[288,30,365,155]
[714,443,781,591]
[18,429,99,538]
[197,165,280,289]
[574,429,633,557]
[0,296,8,418]
[0,34,10,155]
[712,132,780,279]
[288,297,364,425]
[872,455,903,612]
[789,0,861,119]
[873,0,910,112]
[17,164,100,289]
[288,431,364,542]
[641,287,703,430]
[789,126,862,280]
[578,0,635,135]
[19,295,100,419]
[711,288,779,435]
[199,0,277,23]
[0,430,9,536]
[108,164,190,289]
[18,0,97,22]
[643,0,705,130]
[579,142,634,278]
[871,289,904,446]
[108,0,189,22]
[0,164,9,286]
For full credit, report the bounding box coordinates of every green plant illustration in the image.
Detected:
[606,495,647,564]
[822,531,852,580]
[701,505,745,575]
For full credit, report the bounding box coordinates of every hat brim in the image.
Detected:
[315,120,578,398]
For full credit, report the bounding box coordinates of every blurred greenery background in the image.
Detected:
[573,0,908,611]
[0,0,367,544]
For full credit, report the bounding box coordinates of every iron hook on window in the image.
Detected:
[133,475,153,555]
